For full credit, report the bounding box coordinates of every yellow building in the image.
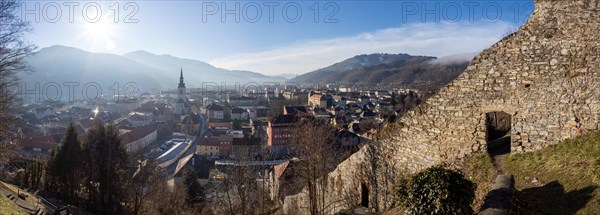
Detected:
[196,142,220,156]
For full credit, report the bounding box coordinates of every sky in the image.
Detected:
[22,0,534,75]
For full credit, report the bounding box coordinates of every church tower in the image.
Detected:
[178,68,186,100]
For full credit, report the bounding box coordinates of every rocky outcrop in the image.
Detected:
[283,0,600,214]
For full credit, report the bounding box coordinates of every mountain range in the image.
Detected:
[21,45,286,95]
[20,46,472,101]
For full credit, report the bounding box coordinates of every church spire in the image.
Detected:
[178,67,185,88]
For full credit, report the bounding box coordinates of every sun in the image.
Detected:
[85,21,111,39]
[82,19,118,50]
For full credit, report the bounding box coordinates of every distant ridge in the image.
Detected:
[288,53,470,90]
[21,45,286,94]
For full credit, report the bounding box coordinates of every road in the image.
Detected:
[165,114,207,176]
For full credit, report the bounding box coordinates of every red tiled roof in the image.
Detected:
[19,133,64,150]
[197,137,221,147]
[28,133,64,144]
[274,161,290,179]
[21,141,58,150]
[121,123,157,144]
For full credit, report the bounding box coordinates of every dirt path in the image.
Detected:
[491,154,506,174]
[487,135,511,174]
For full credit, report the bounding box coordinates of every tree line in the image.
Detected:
[44,122,206,214]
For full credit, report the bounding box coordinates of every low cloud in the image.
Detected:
[430,52,479,65]
[209,21,517,75]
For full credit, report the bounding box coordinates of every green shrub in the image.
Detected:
[397,166,476,215]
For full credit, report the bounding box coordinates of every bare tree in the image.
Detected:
[224,157,255,214]
[205,144,279,215]
[124,160,159,215]
[359,122,405,212]
[290,118,337,215]
[0,0,36,146]
[149,182,193,215]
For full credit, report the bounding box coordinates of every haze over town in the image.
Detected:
[4,0,599,215]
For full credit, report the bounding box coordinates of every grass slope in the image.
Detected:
[0,195,27,215]
[505,132,599,214]
[458,154,497,212]
[461,131,599,214]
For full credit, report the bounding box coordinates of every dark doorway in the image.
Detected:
[486,112,511,156]
[361,183,369,208]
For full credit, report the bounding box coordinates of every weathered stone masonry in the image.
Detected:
[283,0,600,213]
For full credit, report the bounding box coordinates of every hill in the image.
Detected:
[288,53,470,90]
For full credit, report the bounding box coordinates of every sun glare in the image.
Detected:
[82,19,117,50]
[85,22,110,38]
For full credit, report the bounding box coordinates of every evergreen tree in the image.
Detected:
[82,122,129,213]
[45,148,59,191]
[82,122,104,208]
[61,123,82,199]
[45,123,81,200]
[183,168,204,206]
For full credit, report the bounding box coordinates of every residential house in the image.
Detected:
[282,91,297,100]
[283,106,307,115]
[360,109,377,119]
[336,129,361,147]
[267,115,299,147]
[181,113,200,135]
[69,107,92,118]
[196,138,220,157]
[135,101,169,115]
[231,107,245,120]
[231,137,262,158]
[312,107,331,120]
[18,133,64,161]
[207,121,233,131]
[333,95,347,107]
[127,112,152,127]
[216,134,233,156]
[169,153,214,187]
[205,104,224,121]
[245,108,257,120]
[228,96,257,106]
[121,123,158,153]
[34,106,54,119]
[359,95,371,103]
[331,106,346,117]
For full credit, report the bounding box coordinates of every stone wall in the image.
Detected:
[283,0,600,213]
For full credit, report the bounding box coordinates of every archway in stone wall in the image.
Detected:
[361,183,369,208]
[486,111,512,156]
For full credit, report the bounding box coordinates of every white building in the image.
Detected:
[122,123,158,153]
